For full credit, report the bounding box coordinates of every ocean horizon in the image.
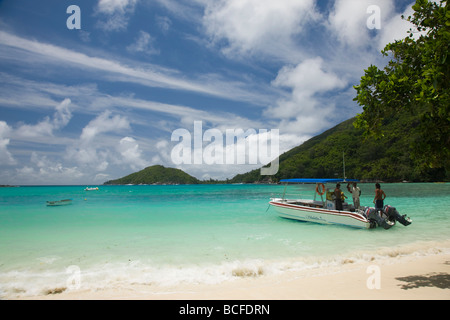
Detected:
[1,182,449,298]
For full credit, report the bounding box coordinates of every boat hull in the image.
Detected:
[269,199,370,229]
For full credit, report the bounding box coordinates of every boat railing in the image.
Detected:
[271,192,362,212]
[270,192,304,201]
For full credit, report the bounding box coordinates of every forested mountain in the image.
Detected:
[104,114,448,185]
[230,115,448,183]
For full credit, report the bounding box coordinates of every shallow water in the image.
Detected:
[0,183,449,298]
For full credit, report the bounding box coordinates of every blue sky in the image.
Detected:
[0,0,416,184]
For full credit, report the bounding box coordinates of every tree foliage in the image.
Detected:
[353,0,449,171]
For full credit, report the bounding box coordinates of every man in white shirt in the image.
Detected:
[347,182,361,210]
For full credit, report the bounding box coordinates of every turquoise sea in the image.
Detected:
[1,183,449,298]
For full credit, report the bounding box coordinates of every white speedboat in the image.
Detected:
[84,187,99,191]
[269,179,411,229]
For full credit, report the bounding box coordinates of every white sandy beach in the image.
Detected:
[22,253,450,300]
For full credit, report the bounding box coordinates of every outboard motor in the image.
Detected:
[384,205,412,226]
[364,207,395,229]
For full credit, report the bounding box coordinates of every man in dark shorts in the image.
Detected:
[373,183,386,210]
[334,183,343,211]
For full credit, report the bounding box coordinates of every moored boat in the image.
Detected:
[269,178,411,229]
[46,199,72,206]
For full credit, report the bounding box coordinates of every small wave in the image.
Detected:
[36,256,61,265]
[232,266,264,278]
[0,269,69,299]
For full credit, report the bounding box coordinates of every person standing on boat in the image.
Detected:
[347,182,361,210]
[373,183,386,210]
[334,183,343,210]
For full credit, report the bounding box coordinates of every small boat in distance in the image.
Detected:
[84,187,99,191]
[46,199,72,206]
[269,178,411,229]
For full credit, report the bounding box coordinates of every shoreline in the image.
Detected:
[18,252,450,300]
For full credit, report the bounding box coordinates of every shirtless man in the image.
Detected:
[373,183,386,210]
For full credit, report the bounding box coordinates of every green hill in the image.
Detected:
[231,114,448,183]
[103,114,448,185]
[104,165,200,185]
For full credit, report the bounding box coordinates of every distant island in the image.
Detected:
[103,165,200,185]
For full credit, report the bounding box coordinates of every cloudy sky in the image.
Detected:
[0,0,416,184]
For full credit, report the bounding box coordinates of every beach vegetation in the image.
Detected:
[354,0,449,173]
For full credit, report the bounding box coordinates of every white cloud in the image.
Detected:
[266,57,346,131]
[156,16,172,34]
[67,111,130,172]
[0,73,98,113]
[97,0,138,14]
[94,95,263,131]
[16,152,85,185]
[15,98,72,140]
[66,147,110,171]
[117,136,149,170]
[272,58,345,97]
[79,30,91,43]
[80,110,130,142]
[203,0,319,60]
[95,0,138,31]
[327,0,395,49]
[15,119,54,140]
[0,31,271,105]
[52,98,72,130]
[127,31,160,55]
[65,111,151,175]
[150,139,172,165]
[0,121,16,165]
[16,166,34,176]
